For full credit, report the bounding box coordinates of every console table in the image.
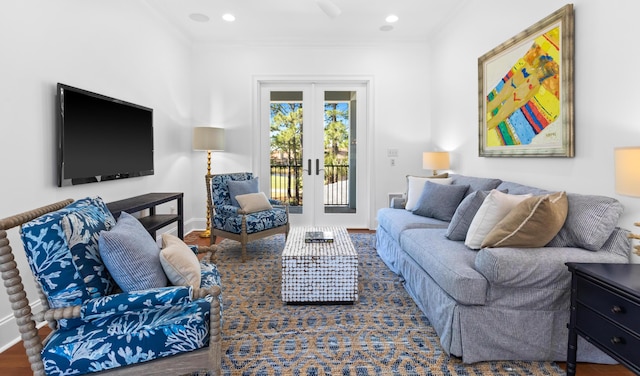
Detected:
[566,263,640,376]
[106,193,184,239]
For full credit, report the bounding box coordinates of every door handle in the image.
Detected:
[308,159,312,176]
[315,159,325,175]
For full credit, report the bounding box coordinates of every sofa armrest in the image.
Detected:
[80,286,193,321]
[475,246,628,289]
[269,198,285,206]
[215,204,240,216]
[390,197,406,209]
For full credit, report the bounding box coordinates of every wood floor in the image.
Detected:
[0,231,634,376]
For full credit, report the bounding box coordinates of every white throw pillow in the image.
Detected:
[464,189,532,249]
[160,233,201,287]
[235,192,273,213]
[405,176,453,211]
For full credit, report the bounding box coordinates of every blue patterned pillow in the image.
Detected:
[227,177,259,207]
[20,197,116,328]
[62,197,117,298]
[98,212,167,292]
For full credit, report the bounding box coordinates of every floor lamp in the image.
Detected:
[193,127,225,238]
[615,147,640,256]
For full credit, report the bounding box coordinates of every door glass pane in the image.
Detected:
[324,91,356,214]
[270,91,303,214]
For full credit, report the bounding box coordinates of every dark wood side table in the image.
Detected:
[106,193,184,239]
[566,263,640,376]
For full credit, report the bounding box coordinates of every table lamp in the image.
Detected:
[422,151,450,176]
[193,127,225,238]
[614,147,640,256]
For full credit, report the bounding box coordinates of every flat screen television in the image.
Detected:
[57,83,154,186]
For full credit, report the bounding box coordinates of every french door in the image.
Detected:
[257,81,369,228]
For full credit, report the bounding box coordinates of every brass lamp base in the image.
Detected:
[199,229,211,238]
[630,222,640,256]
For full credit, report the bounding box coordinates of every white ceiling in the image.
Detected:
[145,0,469,44]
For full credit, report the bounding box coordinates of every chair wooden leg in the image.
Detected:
[241,215,248,262]
[208,287,222,376]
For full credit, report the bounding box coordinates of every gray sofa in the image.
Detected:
[375,174,631,363]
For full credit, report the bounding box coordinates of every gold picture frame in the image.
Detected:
[478,4,574,157]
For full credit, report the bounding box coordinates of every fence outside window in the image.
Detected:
[270,163,349,207]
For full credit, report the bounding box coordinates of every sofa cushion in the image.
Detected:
[401,228,488,305]
[377,208,449,243]
[160,233,202,288]
[547,194,624,251]
[60,197,117,298]
[465,190,532,249]
[599,227,632,259]
[412,182,470,221]
[405,175,452,211]
[43,297,211,375]
[449,174,502,196]
[481,191,568,248]
[476,242,629,291]
[495,181,551,196]
[20,197,117,330]
[213,206,288,235]
[211,172,254,207]
[227,177,259,207]
[235,191,273,213]
[446,190,491,241]
[99,212,168,292]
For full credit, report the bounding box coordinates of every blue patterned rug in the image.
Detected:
[215,233,563,376]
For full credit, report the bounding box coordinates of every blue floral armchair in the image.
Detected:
[208,172,289,261]
[0,197,222,376]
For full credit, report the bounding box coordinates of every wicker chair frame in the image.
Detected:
[0,199,221,376]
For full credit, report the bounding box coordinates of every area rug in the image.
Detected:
[214,233,563,376]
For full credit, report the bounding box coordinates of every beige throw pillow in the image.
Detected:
[235,192,273,213]
[160,233,201,287]
[464,190,532,249]
[481,191,568,248]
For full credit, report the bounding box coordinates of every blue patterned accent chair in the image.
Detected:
[208,172,289,261]
[0,197,222,376]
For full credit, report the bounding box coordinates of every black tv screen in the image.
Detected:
[57,83,154,186]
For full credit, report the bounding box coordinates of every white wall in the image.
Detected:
[428,0,640,263]
[3,0,639,355]
[189,42,432,225]
[0,0,195,349]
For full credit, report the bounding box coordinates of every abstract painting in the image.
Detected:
[478,5,574,157]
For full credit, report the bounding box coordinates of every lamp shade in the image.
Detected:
[193,127,225,151]
[422,151,450,170]
[615,147,640,197]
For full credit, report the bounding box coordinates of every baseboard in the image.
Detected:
[153,218,203,245]
[0,300,45,353]
[184,218,205,236]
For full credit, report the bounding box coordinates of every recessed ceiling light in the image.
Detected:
[380,25,394,32]
[222,13,236,22]
[385,14,399,23]
[189,13,210,22]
